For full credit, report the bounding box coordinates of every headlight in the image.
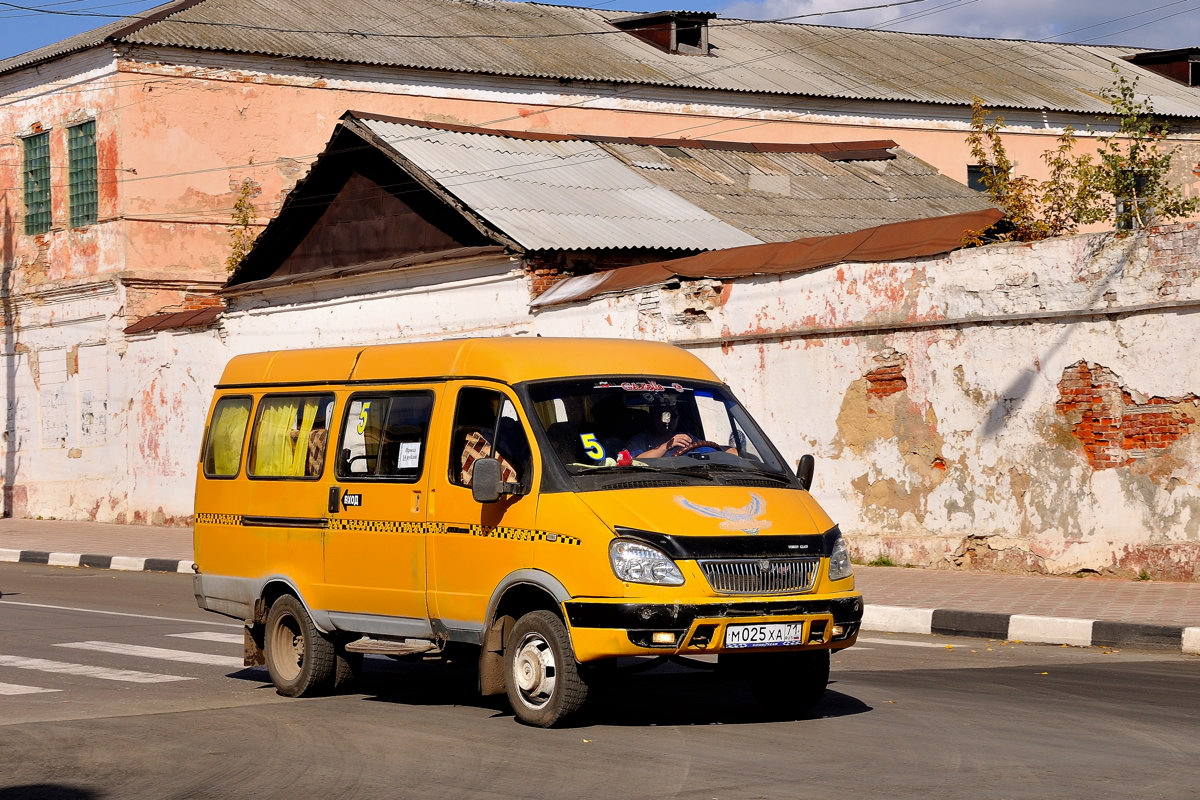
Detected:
[609,540,684,586]
[828,533,853,581]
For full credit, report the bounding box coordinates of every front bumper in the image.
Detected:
[564,593,863,660]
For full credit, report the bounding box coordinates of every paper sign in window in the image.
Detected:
[399,441,421,469]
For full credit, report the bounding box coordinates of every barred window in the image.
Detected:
[22,131,51,235]
[68,121,98,228]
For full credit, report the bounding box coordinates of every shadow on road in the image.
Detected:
[0,786,100,800]
[323,654,873,727]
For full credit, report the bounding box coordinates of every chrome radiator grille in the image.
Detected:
[698,557,821,595]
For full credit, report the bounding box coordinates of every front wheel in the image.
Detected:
[505,610,589,727]
[264,594,337,697]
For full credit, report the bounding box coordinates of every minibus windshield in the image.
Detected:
[526,378,794,484]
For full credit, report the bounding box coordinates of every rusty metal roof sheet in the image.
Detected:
[123,304,224,334]
[531,207,1005,307]
[5,0,1200,118]
[353,113,994,248]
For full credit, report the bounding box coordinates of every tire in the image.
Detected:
[743,650,830,717]
[333,647,363,691]
[505,610,589,727]
[263,594,337,697]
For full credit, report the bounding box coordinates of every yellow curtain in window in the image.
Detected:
[283,400,319,477]
[252,399,318,477]
[208,401,250,476]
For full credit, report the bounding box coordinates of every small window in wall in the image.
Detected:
[23,131,52,235]
[203,396,253,478]
[336,392,434,481]
[449,388,531,490]
[966,164,990,192]
[248,395,335,478]
[68,121,98,228]
[1115,170,1153,230]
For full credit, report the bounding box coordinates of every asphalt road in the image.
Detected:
[1,562,1198,800]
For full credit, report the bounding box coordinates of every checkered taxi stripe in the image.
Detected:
[195,513,579,546]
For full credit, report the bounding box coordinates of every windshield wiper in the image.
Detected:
[575,463,716,481]
[685,463,793,483]
[572,463,661,475]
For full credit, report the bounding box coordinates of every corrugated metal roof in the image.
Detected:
[353,114,994,247]
[532,208,1005,307]
[359,117,762,251]
[123,304,224,334]
[590,135,994,241]
[4,0,1200,118]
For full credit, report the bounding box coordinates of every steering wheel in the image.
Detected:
[674,439,724,456]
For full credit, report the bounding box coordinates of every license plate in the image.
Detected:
[724,622,805,649]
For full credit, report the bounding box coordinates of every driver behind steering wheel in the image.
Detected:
[626,395,695,458]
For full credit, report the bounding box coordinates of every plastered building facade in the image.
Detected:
[111,222,1200,579]
[1,1,1199,577]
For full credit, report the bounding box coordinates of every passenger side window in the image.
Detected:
[336,392,434,481]
[450,388,532,490]
[202,396,252,478]
[248,394,335,479]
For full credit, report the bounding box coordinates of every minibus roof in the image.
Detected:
[217,337,721,388]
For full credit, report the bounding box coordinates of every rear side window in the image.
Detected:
[336,392,434,481]
[203,396,252,477]
[248,394,335,478]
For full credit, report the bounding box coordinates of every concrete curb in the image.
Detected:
[864,604,1200,655]
[0,548,193,574]
[4,550,1198,655]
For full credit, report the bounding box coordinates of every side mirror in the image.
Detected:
[796,454,815,491]
[471,457,503,503]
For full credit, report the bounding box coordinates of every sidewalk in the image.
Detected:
[2,518,1197,654]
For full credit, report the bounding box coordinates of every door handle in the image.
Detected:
[328,486,341,514]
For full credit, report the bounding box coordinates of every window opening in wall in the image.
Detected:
[22,131,51,235]
[68,121,98,228]
[1115,169,1153,230]
[966,164,990,192]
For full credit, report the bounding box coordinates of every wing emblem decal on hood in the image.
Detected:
[674,493,772,535]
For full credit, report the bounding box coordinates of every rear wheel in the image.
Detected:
[333,646,363,690]
[264,594,337,697]
[505,610,589,727]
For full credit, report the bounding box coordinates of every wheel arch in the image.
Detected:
[478,570,572,697]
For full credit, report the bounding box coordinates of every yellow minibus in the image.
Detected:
[193,337,861,726]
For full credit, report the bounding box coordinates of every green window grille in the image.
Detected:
[68,121,98,228]
[22,131,51,235]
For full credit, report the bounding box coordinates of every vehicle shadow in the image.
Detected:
[0,786,100,800]
[338,655,871,727]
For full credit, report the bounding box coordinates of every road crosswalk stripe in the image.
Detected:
[0,681,61,695]
[55,641,244,668]
[167,632,244,645]
[0,655,189,683]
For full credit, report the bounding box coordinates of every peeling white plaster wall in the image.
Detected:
[8,227,1198,579]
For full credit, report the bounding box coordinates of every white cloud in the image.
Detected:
[715,0,1200,48]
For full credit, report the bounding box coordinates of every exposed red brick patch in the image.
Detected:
[525,265,570,298]
[1055,361,1197,470]
[181,293,224,310]
[866,363,907,396]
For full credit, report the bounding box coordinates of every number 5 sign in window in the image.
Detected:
[579,433,605,461]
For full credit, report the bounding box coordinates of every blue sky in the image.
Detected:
[2,0,1198,62]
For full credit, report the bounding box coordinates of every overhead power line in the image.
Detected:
[0,0,941,42]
